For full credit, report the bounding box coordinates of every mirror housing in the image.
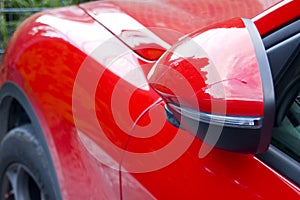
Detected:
[148,18,275,154]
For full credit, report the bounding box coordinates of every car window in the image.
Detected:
[272,50,300,163]
[257,19,300,186]
[273,92,300,162]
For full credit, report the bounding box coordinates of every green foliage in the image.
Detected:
[0,0,91,53]
[3,0,89,8]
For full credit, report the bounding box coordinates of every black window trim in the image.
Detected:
[256,18,300,187]
[256,144,300,186]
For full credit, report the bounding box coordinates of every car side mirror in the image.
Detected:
[148,18,275,154]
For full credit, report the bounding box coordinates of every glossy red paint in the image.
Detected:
[253,0,300,36]
[1,6,126,199]
[80,0,282,60]
[123,105,300,199]
[0,0,299,199]
[148,18,264,116]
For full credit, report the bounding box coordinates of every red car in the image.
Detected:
[0,0,299,199]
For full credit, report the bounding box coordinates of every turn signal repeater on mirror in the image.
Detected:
[167,103,263,129]
[148,18,275,154]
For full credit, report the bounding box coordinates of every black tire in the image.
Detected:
[0,125,60,200]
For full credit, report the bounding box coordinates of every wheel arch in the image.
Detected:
[0,81,63,200]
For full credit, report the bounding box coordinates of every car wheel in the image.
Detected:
[0,125,59,200]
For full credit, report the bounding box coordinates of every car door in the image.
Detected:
[120,18,300,200]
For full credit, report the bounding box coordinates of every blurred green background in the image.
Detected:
[0,0,92,59]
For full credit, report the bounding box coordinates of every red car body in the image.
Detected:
[0,0,300,199]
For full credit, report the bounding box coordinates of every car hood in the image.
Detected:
[79,0,281,60]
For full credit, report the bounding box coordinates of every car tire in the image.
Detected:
[0,124,59,200]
